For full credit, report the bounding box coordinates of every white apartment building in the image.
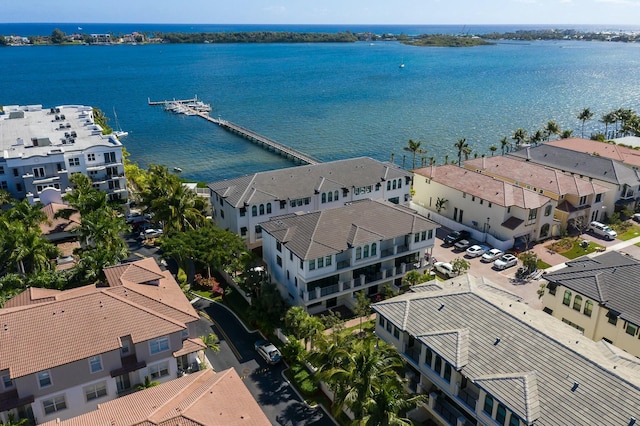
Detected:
[207,157,412,248]
[0,104,127,203]
[260,199,439,314]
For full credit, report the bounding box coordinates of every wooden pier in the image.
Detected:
[149,98,320,166]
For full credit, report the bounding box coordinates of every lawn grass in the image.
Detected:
[561,240,605,259]
[190,289,222,300]
[615,223,640,241]
[537,259,552,270]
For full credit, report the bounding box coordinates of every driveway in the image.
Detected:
[191,299,335,426]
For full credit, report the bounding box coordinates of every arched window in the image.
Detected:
[563,290,572,306]
[584,300,593,317]
[387,181,391,191]
[544,204,552,216]
[371,243,377,256]
[392,180,397,190]
[259,204,265,215]
[334,190,339,200]
[363,245,369,258]
[483,395,494,416]
[266,203,272,214]
[356,247,362,260]
[573,295,583,311]
[540,223,550,238]
[251,206,257,217]
[398,179,402,188]
[321,193,327,203]
[328,191,333,202]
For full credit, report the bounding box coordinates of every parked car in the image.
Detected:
[589,221,617,240]
[254,340,281,364]
[466,244,490,258]
[139,228,163,240]
[633,213,640,223]
[493,254,518,270]
[443,230,471,245]
[433,261,456,278]
[453,239,472,251]
[126,211,151,224]
[481,248,504,262]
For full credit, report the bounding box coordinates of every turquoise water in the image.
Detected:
[1,31,639,182]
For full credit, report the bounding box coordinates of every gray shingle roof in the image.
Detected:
[373,276,640,426]
[207,157,412,207]
[543,251,640,325]
[508,144,640,186]
[260,199,439,260]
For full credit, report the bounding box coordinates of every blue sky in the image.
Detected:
[4,0,640,25]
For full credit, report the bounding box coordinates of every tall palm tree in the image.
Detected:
[561,129,574,139]
[577,107,593,138]
[489,145,498,156]
[601,112,616,139]
[530,129,545,146]
[500,137,510,155]
[200,332,221,353]
[544,120,561,141]
[454,138,469,166]
[511,128,528,148]
[402,139,426,170]
[358,380,425,426]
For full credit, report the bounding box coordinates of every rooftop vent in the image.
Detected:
[438,303,444,311]
[494,337,501,346]
[571,381,579,392]
[629,417,636,426]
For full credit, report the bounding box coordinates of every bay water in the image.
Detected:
[1,24,639,182]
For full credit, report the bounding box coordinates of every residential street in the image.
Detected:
[191,299,335,426]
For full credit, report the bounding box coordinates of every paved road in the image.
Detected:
[191,299,335,426]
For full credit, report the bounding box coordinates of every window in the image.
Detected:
[528,208,538,221]
[276,256,282,267]
[443,363,452,383]
[544,205,552,216]
[425,348,433,367]
[240,227,247,237]
[68,157,80,167]
[397,179,402,188]
[317,257,324,268]
[13,169,18,177]
[38,370,52,388]
[393,327,400,339]
[379,316,385,326]
[33,167,45,178]
[509,414,520,426]
[387,181,391,191]
[572,295,582,312]
[252,206,257,217]
[562,290,571,306]
[259,204,265,215]
[325,256,332,266]
[548,283,556,296]
[87,153,96,162]
[414,233,420,243]
[104,152,116,163]
[304,197,311,205]
[309,259,315,271]
[149,336,170,354]
[356,247,362,260]
[428,230,433,239]
[322,193,327,203]
[579,195,587,205]
[584,300,593,317]
[148,362,169,379]
[363,245,369,258]
[607,310,618,325]
[255,225,262,236]
[334,191,339,200]
[84,382,107,401]
[595,193,603,203]
[371,243,377,256]
[0,166,3,175]
[392,180,397,190]
[496,404,507,425]
[266,203,272,214]
[290,251,293,261]
[328,191,333,202]
[626,323,638,336]
[280,200,286,209]
[240,207,246,217]
[434,355,442,375]
[121,339,130,355]
[290,200,296,208]
[483,395,494,416]
[0,181,6,190]
[89,355,103,373]
[276,241,282,252]
[43,395,67,414]
[2,375,13,390]
[421,231,427,241]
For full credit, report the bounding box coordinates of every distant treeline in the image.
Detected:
[157,31,358,44]
[403,34,494,47]
[483,29,639,43]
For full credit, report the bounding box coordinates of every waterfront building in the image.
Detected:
[547,137,640,169]
[260,199,439,314]
[0,104,127,204]
[464,156,611,231]
[207,157,412,248]
[40,368,270,426]
[411,165,554,251]
[541,251,640,357]
[373,274,640,426]
[0,258,205,424]
[508,144,640,216]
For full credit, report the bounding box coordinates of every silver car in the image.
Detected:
[493,254,518,270]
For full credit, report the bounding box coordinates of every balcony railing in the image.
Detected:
[434,396,475,426]
[404,346,421,364]
[458,388,478,411]
[337,259,351,270]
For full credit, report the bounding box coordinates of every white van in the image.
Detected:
[589,221,617,240]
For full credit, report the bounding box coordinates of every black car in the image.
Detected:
[443,230,471,245]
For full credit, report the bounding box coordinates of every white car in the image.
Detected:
[433,261,456,278]
[453,239,472,251]
[466,244,490,258]
[493,254,518,270]
[481,248,504,263]
[254,340,281,364]
[139,228,163,239]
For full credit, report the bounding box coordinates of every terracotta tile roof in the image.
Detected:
[2,287,60,309]
[172,338,206,358]
[414,165,550,209]
[547,137,640,168]
[38,202,81,236]
[0,290,186,378]
[41,368,271,426]
[464,156,610,197]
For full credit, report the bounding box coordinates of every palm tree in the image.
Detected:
[530,130,545,146]
[136,376,159,391]
[489,145,498,156]
[402,139,426,170]
[544,120,561,141]
[577,107,594,138]
[454,138,469,166]
[601,112,616,139]
[358,381,425,426]
[200,332,220,364]
[511,128,528,148]
[500,137,510,155]
[561,129,574,139]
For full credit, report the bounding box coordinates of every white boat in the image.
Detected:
[173,167,183,173]
[113,107,128,138]
[399,56,405,68]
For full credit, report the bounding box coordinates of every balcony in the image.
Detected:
[337,259,351,270]
[110,354,146,377]
[404,345,421,364]
[458,387,479,411]
[434,394,476,426]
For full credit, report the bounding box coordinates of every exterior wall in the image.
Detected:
[542,284,640,357]
[412,176,555,244]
